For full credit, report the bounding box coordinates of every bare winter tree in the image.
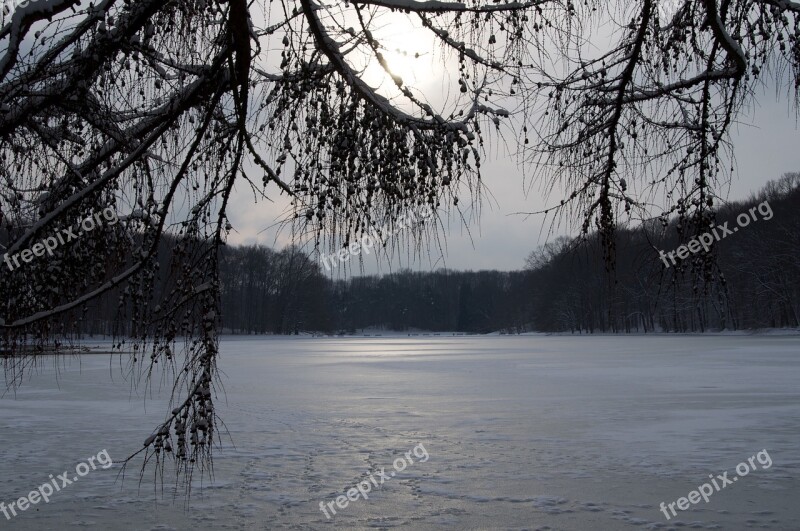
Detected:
[1,0,798,491]
[0,0,537,490]
[525,0,800,265]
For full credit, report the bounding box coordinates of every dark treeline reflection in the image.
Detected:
[74,175,800,336]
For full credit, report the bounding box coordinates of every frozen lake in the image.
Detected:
[1,335,799,530]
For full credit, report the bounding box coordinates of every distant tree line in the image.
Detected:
[46,174,800,336]
[526,173,800,333]
[217,173,800,334]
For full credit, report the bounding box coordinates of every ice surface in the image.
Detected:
[0,335,798,530]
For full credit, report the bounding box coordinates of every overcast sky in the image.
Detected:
[208,4,800,276]
[8,0,797,276]
[224,87,800,276]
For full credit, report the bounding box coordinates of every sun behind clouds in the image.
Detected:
[356,17,442,97]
